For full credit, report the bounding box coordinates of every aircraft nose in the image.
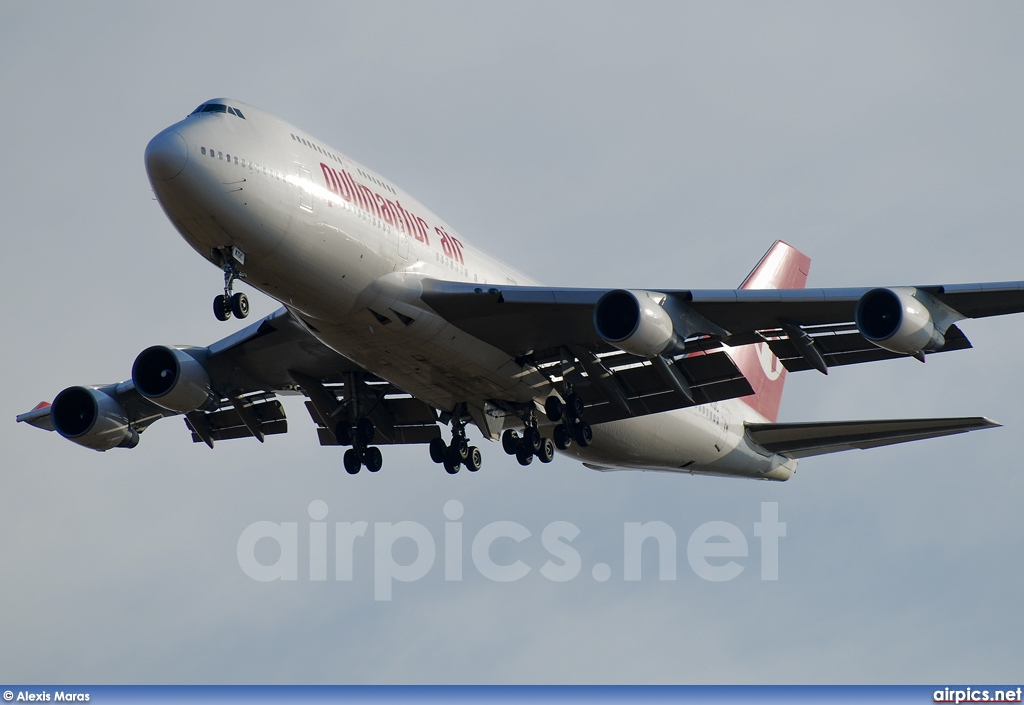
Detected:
[145,130,188,181]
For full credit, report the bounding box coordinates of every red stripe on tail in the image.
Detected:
[727,241,811,422]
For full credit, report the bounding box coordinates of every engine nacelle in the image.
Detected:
[50,386,139,451]
[594,289,678,357]
[854,287,946,355]
[132,346,214,413]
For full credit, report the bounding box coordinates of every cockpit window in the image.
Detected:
[189,103,246,119]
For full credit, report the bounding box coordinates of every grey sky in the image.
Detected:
[2,1,1023,684]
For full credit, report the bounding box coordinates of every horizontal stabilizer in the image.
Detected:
[745,417,1000,459]
[16,402,54,431]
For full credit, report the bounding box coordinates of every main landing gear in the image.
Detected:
[213,249,249,322]
[501,424,556,467]
[337,417,383,475]
[545,392,593,450]
[429,416,482,475]
[500,393,590,466]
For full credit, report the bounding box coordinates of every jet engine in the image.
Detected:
[854,287,946,355]
[50,386,139,451]
[594,289,678,357]
[132,346,214,414]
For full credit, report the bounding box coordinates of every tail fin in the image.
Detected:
[727,241,811,422]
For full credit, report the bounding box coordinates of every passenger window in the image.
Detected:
[226,154,230,162]
[218,152,223,159]
[201,147,206,155]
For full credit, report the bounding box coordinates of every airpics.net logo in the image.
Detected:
[236,501,786,600]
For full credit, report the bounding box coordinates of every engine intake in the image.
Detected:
[594,289,677,358]
[132,346,214,414]
[855,287,946,355]
[51,386,139,451]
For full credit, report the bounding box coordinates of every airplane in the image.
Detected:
[17,98,1024,481]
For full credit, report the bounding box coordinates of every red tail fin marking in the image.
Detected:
[728,241,811,422]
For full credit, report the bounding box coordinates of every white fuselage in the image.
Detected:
[147,100,795,481]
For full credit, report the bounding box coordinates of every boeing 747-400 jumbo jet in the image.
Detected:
[18,99,1024,480]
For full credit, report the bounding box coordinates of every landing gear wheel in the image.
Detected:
[544,396,564,423]
[465,446,482,472]
[573,421,593,448]
[429,437,447,464]
[363,446,382,472]
[443,457,461,474]
[553,424,573,450]
[537,437,555,463]
[451,437,469,462]
[516,450,534,466]
[230,292,250,319]
[343,448,362,474]
[566,393,585,420]
[523,427,542,453]
[501,430,520,455]
[213,295,232,321]
[356,417,375,446]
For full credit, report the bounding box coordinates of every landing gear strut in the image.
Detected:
[429,413,482,474]
[213,248,249,321]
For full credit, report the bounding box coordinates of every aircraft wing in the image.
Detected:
[17,307,441,449]
[744,417,1000,459]
[419,279,1024,368]
[417,274,1024,423]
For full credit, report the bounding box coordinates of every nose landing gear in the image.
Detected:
[212,248,249,321]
